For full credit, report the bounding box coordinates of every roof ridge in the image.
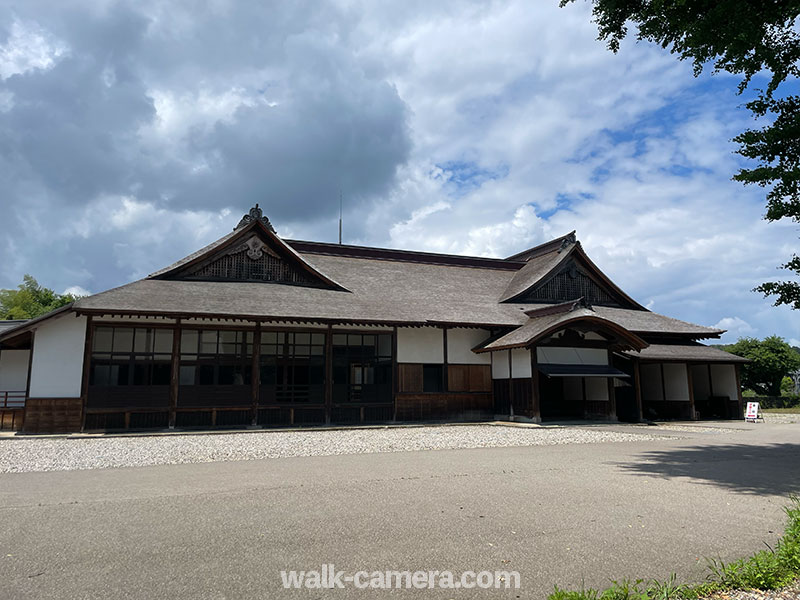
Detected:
[286,239,524,270]
[504,231,576,262]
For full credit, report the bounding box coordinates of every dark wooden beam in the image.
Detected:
[392,326,398,421]
[686,363,697,420]
[507,350,514,417]
[22,330,35,432]
[324,324,333,424]
[442,327,448,393]
[633,359,643,422]
[79,315,93,432]
[530,347,541,423]
[75,308,520,332]
[581,375,588,419]
[168,319,181,428]
[708,364,714,397]
[607,349,617,421]
[734,363,744,419]
[250,322,261,426]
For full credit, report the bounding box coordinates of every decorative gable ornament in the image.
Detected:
[558,232,577,252]
[227,235,280,260]
[234,203,277,233]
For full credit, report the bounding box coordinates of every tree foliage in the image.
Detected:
[724,336,800,396]
[561,0,800,308]
[0,275,80,320]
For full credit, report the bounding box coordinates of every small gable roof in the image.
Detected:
[499,237,645,310]
[474,300,649,353]
[149,206,348,292]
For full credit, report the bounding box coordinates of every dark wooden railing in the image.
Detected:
[0,391,26,431]
[1,391,25,409]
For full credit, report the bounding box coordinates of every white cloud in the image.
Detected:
[0,0,797,344]
[0,19,67,79]
[714,317,756,341]
[63,285,91,297]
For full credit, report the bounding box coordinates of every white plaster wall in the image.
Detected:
[585,377,609,401]
[29,314,87,398]
[564,377,583,401]
[397,327,443,364]
[537,347,608,365]
[640,363,664,401]
[663,363,690,401]
[710,364,738,400]
[691,365,711,401]
[0,350,30,390]
[447,328,491,364]
[492,351,510,379]
[511,348,532,378]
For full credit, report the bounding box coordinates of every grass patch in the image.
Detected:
[762,408,800,414]
[547,496,800,600]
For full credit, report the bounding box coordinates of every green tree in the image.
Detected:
[725,336,800,396]
[0,275,80,320]
[560,0,800,308]
[781,375,795,396]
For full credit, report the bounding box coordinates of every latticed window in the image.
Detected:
[260,331,326,404]
[332,333,393,404]
[520,262,620,306]
[184,251,317,285]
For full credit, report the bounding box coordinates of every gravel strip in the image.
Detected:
[762,413,800,424]
[629,424,740,434]
[0,425,675,473]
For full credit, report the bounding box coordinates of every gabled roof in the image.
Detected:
[623,343,748,363]
[0,319,28,334]
[0,207,728,342]
[149,205,348,292]
[474,299,649,353]
[74,255,523,326]
[499,237,645,310]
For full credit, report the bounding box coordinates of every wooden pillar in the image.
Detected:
[607,350,617,421]
[507,350,514,417]
[21,330,35,432]
[79,315,93,432]
[168,319,181,429]
[707,364,714,396]
[250,322,261,426]
[442,327,448,393]
[633,359,643,422]
[686,363,697,420]
[734,363,744,419]
[530,346,541,423]
[324,324,333,424]
[392,326,398,421]
[581,376,588,419]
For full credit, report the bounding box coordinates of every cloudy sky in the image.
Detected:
[0,0,797,343]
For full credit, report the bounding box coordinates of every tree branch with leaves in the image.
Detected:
[561,0,800,308]
[0,275,81,320]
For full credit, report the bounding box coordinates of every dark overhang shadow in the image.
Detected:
[616,443,800,496]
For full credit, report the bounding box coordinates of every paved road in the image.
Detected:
[1,422,799,599]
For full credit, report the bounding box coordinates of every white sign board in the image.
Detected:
[745,402,760,422]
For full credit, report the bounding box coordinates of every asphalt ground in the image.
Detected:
[1,421,799,599]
